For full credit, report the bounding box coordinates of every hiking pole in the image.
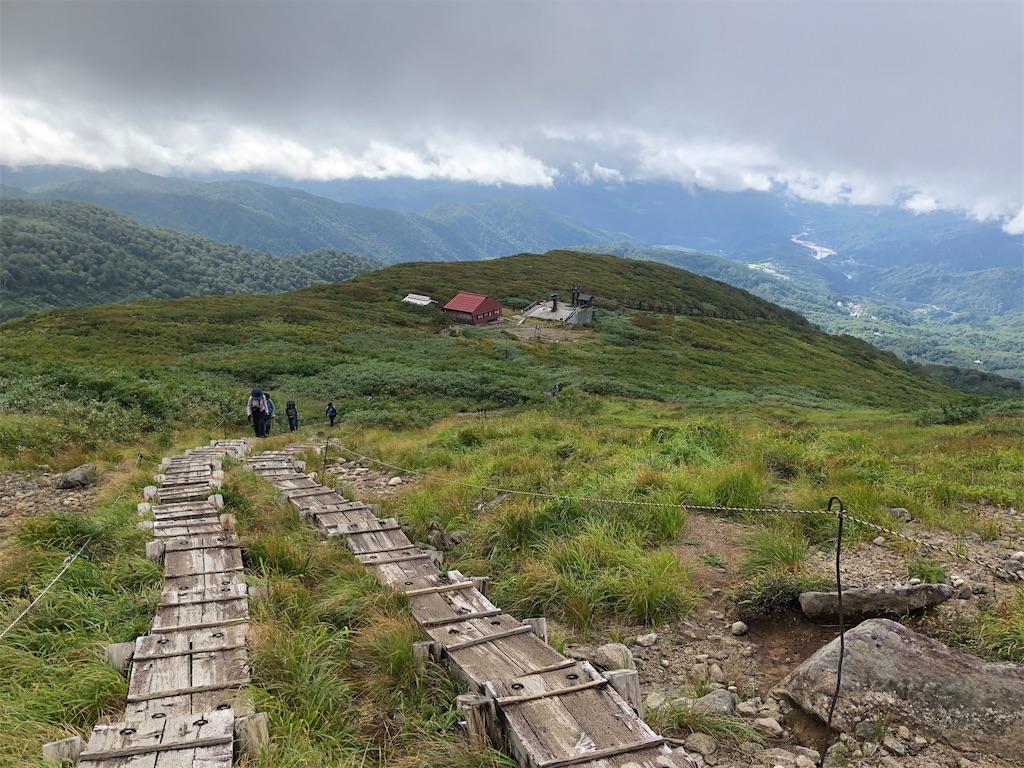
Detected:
[322,437,330,479]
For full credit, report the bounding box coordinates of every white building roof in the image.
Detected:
[402,293,436,306]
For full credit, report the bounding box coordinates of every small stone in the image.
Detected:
[897,725,911,740]
[635,632,658,647]
[645,691,666,709]
[882,734,906,756]
[446,529,470,545]
[909,577,922,585]
[795,757,816,768]
[889,507,911,521]
[753,717,784,737]
[388,476,403,486]
[736,701,759,717]
[873,536,886,545]
[731,621,748,636]
[683,732,717,756]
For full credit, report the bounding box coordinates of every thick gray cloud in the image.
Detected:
[2,0,1021,229]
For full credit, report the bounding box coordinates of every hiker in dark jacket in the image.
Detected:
[326,402,337,427]
[285,400,300,431]
[246,387,270,438]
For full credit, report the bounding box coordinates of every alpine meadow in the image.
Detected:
[1,249,1022,768]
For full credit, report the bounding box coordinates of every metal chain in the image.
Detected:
[330,444,1022,582]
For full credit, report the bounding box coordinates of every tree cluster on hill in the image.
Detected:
[0,199,380,320]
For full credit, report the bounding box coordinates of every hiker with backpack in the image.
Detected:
[246,387,270,438]
[265,393,276,434]
[285,400,300,431]
[326,402,337,427]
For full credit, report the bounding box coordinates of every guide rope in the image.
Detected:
[0,452,145,641]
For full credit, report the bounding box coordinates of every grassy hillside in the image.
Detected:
[0,250,965,464]
[591,245,1024,384]
[0,199,381,320]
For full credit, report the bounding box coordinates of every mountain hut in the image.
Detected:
[443,292,503,325]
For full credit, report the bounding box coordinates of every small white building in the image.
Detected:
[402,293,436,306]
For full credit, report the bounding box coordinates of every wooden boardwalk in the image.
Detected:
[72,439,258,768]
[250,446,699,768]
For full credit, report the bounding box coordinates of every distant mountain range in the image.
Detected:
[2,164,1021,380]
[0,166,625,262]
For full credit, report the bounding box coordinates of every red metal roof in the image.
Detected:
[443,292,496,312]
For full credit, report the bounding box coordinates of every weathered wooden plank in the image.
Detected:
[425,611,526,648]
[78,709,233,764]
[123,690,239,722]
[409,580,499,627]
[404,580,475,598]
[445,625,532,651]
[345,528,415,555]
[151,501,219,516]
[162,533,239,552]
[134,625,248,661]
[442,632,568,686]
[162,573,246,596]
[156,484,216,503]
[357,550,432,566]
[192,647,249,689]
[370,560,445,589]
[164,547,242,578]
[495,679,607,706]
[422,609,505,628]
[284,487,347,503]
[333,517,402,535]
[153,523,225,540]
[159,581,247,605]
[151,506,221,521]
[152,598,248,632]
[127,679,247,703]
[316,509,380,532]
[489,661,665,768]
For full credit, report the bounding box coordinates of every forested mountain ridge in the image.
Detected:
[0,199,380,320]
[1,168,624,261]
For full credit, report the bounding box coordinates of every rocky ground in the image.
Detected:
[0,466,98,545]
[4,457,1021,768]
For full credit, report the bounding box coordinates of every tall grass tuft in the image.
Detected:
[740,526,811,577]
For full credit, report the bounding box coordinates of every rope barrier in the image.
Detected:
[331,443,1022,582]
[0,452,145,641]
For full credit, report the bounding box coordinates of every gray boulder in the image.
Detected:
[799,583,953,620]
[775,618,1024,761]
[57,463,97,489]
[591,642,636,671]
[690,688,736,716]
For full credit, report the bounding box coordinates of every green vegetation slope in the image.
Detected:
[0,199,381,320]
[0,250,963,462]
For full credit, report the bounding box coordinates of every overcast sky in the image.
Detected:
[2,1,1022,232]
